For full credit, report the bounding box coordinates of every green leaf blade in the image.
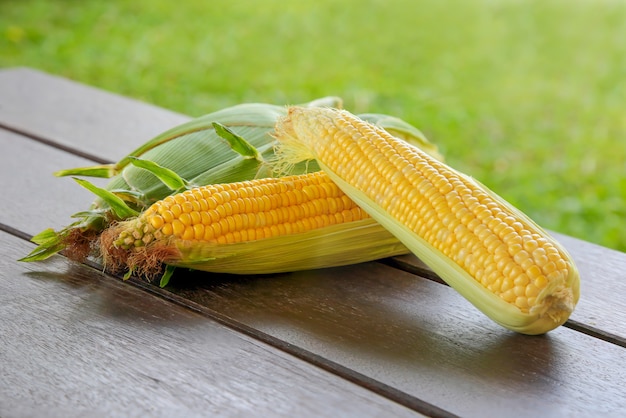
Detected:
[19,231,66,262]
[159,265,176,287]
[73,178,139,219]
[128,157,188,190]
[54,164,117,178]
[212,122,263,161]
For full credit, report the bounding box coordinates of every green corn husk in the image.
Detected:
[21,98,443,284]
[173,218,408,275]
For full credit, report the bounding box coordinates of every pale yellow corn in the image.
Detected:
[273,106,580,334]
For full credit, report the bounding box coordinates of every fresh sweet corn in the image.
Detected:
[272,106,580,334]
[102,171,408,276]
[114,172,368,247]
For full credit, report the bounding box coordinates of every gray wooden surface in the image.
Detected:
[1,67,625,417]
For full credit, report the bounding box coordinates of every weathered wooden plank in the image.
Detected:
[0,67,189,162]
[162,263,626,417]
[0,231,421,418]
[0,129,101,235]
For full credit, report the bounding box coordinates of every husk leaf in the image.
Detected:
[169,218,408,274]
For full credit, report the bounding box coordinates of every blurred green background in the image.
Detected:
[1,0,624,252]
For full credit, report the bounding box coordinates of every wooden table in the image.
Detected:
[1,67,625,417]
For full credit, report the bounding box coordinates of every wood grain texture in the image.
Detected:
[0,129,103,235]
[0,231,420,418]
[164,264,626,417]
[0,67,189,162]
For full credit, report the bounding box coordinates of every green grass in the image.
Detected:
[1,0,624,252]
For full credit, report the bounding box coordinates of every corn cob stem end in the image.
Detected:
[100,220,180,280]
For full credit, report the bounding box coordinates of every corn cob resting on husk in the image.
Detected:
[21,97,442,285]
[270,106,580,335]
[99,171,407,277]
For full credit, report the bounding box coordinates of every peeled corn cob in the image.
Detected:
[272,106,580,334]
[101,172,407,276]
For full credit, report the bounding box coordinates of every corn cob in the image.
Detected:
[272,106,580,334]
[101,172,407,276]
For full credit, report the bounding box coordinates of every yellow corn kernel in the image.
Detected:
[113,171,370,248]
[273,106,580,334]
